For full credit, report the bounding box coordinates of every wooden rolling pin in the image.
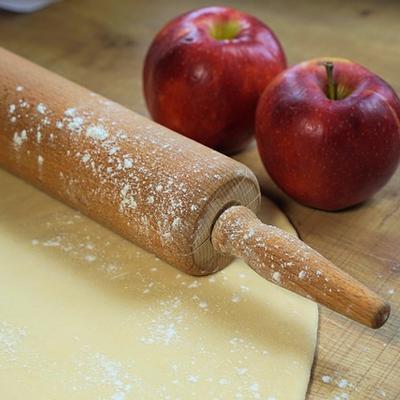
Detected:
[0,47,390,328]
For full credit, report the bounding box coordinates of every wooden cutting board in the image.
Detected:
[0,0,399,398]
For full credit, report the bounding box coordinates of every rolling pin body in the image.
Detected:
[0,47,259,275]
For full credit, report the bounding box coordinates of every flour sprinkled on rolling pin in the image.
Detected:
[0,47,390,328]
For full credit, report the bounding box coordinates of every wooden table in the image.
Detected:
[1,1,399,398]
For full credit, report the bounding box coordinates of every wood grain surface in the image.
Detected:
[0,0,399,398]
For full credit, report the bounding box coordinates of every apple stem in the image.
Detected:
[325,62,336,100]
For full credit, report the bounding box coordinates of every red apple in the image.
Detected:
[143,6,286,154]
[256,58,400,210]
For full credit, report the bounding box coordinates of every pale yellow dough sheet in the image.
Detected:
[0,169,318,399]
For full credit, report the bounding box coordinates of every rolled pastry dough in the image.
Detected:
[0,169,318,399]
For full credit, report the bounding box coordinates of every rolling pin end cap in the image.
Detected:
[371,301,391,329]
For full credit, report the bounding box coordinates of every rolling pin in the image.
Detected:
[0,47,390,328]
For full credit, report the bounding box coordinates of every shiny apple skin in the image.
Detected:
[256,58,400,210]
[143,6,287,154]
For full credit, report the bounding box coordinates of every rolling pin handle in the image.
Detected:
[211,205,390,329]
